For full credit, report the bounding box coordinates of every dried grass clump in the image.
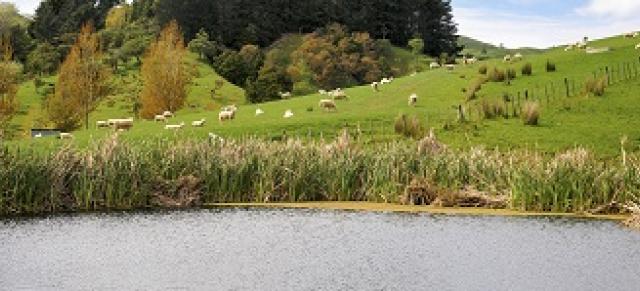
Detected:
[522,102,540,126]
[624,200,640,230]
[584,76,608,96]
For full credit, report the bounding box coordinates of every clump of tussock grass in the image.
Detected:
[394,114,425,139]
[625,198,640,230]
[546,60,556,72]
[1,134,640,216]
[584,76,608,96]
[487,67,506,82]
[478,64,488,75]
[465,78,486,101]
[479,99,506,119]
[522,101,540,125]
[521,63,532,76]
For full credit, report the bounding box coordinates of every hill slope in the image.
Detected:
[10,34,640,156]
[459,36,544,58]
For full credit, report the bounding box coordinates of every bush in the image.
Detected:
[480,99,505,119]
[488,67,506,82]
[478,64,488,75]
[394,114,425,139]
[546,60,556,72]
[584,76,608,96]
[506,68,517,80]
[521,63,532,76]
[522,102,540,125]
[465,78,485,101]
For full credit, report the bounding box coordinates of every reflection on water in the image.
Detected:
[1,208,639,291]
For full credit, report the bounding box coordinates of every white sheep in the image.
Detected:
[283,110,294,119]
[191,118,206,127]
[318,89,328,95]
[154,115,167,122]
[218,110,235,122]
[503,54,512,62]
[331,89,348,100]
[430,62,441,69]
[408,94,418,106]
[410,72,417,77]
[34,133,43,138]
[445,64,455,70]
[255,108,264,116]
[513,53,523,60]
[319,99,337,111]
[279,92,292,99]
[165,122,185,130]
[635,43,640,50]
[163,111,173,118]
[59,133,73,139]
[380,77,392,84]
[222,104,238,113]
[371,82,380,92]
[564,45,574,51]
[96,121,108,128]
[464,57,478,65]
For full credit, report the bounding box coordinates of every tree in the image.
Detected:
[47,23,110,130]
[408,37,424,70]
[188,28,212,60]
[139,21,191,119]
[0,36,20,130]
[246,64,292,103]
[105,5,129,29]
[26,42,61,75]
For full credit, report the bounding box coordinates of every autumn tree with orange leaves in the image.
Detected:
[47,23,110,130]
[139,20,191,119]
[0,34,20,134]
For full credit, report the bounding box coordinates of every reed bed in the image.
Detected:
[1,134,639,216]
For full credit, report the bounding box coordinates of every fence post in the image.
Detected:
[564,78,570,97]
[571,80,576,97]
[606,67,610,85]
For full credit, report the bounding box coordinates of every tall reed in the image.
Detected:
[1,135,638,215]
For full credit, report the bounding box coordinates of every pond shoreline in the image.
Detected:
[206,202,629,221]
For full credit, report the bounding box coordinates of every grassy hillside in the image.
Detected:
[459,36,544,58]
[7,34,640,156]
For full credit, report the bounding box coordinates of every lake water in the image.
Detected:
[1,208,639,291]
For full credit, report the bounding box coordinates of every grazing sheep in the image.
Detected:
[410,72,417,77]
[331,89,348,100]
[222,104,238,112]
[59,133,73,139]
[255,108,264,116]
[513,53,523,60]
[380,77,392,84]
[163,111,173,118]
[279,92,292,99]
[586,47,610,54]
[503,54,512,62]
[319,99,337,111]
[154,115,167,122]
[114,121,133,131]
[218,110,235,122]
[564,45,574,51]
[445,64,455,70]
[408,93,418,106]
[192,118,206,127]
[34,133,43,138]
[318,89,328,95]
[371,82,380,92]
[430,62,441,69]
[283,110,294,119]
[464,57,478,65]
[165,122,185,130]
[96,121,108,128]
[108,118,134,129]
[635,43,640,50]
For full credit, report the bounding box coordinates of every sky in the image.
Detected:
[8,0,640,49]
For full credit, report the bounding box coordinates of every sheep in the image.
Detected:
[371,82,380,92]
[464,57,478,65]
[114,121,133,131]
[513,53,523,61]
[586,47,610,54]
[59,133,73,139]
[165,122,185,130]
[222,104,238,113]
[218,110,235,122]
[380,77,392,85]
[34,133,43,139]
[410,72,417,77]
[319,99,337,111]
[635,32,640,38]
[154,115,167,122]
[255,108,264,116]
[191,118,206,127]
[445,64,456,70]
[624,32,635,38]
[408,93,418,107]
[564,45,574,51]
[429,62,441,69]
[279,91,292,99]
[96,121,108,128]
[163,111,173,118]
[331,89,348,100]
[108,118,134,129]
[318,89,328,95]
[503,54,512,62]
[635,43,640,50]
[283,110,294,119]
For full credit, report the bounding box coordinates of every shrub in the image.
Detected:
[488,67,506,82]
[394,114,424,139]
[546,60,556,72]
[480,99,505,119]
[521,63,532,76]
[522,102,540,125]
[478,64,488,75]
[465,78,485,101]
[506,68,517,80]
[584,76,608,96]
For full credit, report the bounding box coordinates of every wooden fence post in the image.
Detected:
[564,78,570,97]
